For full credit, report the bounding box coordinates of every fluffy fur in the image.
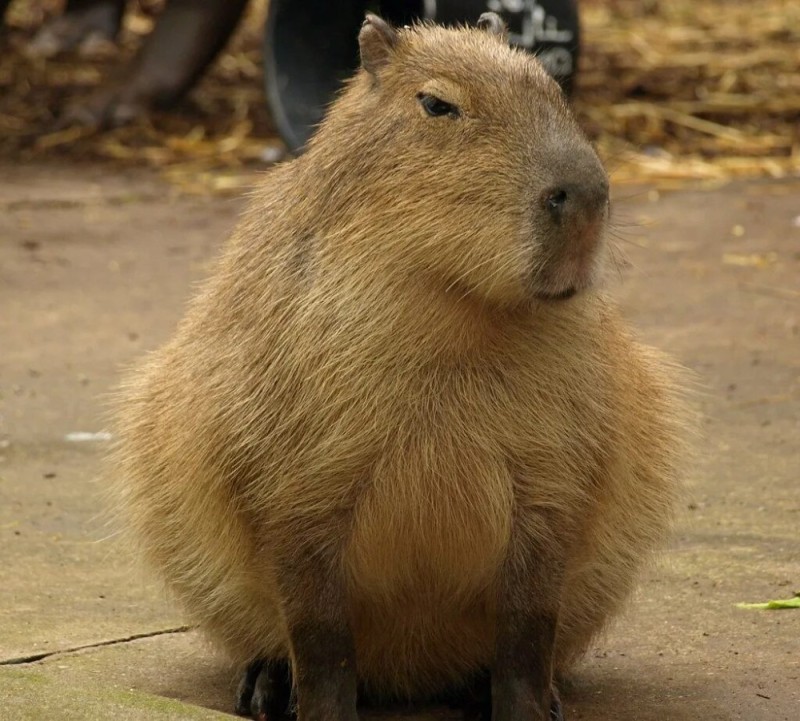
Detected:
[114,19,687,703]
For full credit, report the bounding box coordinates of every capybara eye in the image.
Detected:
[417,93,460,119]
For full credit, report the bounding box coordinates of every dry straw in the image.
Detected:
[0,0,797,191]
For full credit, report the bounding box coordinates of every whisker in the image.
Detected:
[445,249,510,296]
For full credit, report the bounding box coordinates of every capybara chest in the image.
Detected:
[341,350,602,605]
[345,431,514,602]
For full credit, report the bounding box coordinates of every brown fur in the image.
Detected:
[113,16,688,707]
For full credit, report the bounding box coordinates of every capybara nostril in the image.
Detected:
[542,178,609,222]
[545,188,569,215]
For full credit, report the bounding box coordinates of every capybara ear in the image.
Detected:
[476,12,509,43]
[359,14,399,76]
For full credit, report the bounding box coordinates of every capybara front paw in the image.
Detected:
[549,684,564,721]
[235,658,294,720]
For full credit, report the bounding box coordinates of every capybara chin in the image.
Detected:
[114,12,688,721]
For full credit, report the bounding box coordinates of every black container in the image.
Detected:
[264,0,580,153]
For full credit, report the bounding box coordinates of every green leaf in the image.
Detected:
[736,596,800,610]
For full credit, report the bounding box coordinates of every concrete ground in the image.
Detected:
[0,164,798,720]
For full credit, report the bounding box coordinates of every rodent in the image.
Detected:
[113,13,688,721]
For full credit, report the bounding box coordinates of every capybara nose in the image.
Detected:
[541,176,609,225]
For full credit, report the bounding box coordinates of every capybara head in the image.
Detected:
[303,13,609,308]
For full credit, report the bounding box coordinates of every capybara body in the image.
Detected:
[115,14,686,720]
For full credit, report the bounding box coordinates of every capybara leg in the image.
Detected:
[288,623,357,721]
[492,519,565,721]
[236,657,294,720]
[446,670,562,721]
[277,548,358,721]
[491,613,562,721]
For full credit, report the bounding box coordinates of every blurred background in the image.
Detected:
[1,0,798,194]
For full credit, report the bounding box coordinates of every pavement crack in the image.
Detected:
[0,625,191,666]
